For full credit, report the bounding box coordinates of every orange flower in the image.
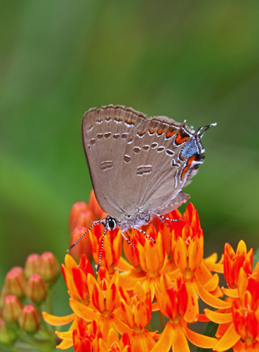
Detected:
[223,240,253,289]
[43,254,94,349]
[118,203,228,323]
[43,196,250,352]
[167,203,229,323]
[119,225,167,300]
[117,282,158,351]
[99,329,131,352]
[151,274,216,352]
[205,242,259,351]
[73,319,101,352]
[89,224,121,274]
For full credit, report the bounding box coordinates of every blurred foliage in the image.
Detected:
[1,1,259,350]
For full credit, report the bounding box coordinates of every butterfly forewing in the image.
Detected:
[82,105,146,219]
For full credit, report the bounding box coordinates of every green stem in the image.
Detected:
[158,311,166,331]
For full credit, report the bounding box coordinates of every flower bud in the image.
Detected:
[0,318,17,345]
[0,286,8,309]
[25,274,48,304]
[88,189,106,220]
[24,254,40,279]
[69,226,92,260]
[38,252,60,285]
[2,295,22,323]
[18,305,41,334]
[69,202,89,230]
[5,267,26,298]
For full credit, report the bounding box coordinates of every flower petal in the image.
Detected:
[131,331,156,352]
[112,315,133,335]
[186,327,216,348]
[42,312,75,326]
[55,330,73,340]
[204,309,232,324]
[213,323,240,352]
[119,270,145,290]
[105,282,118,312]
[172,324,190,352]
[184,281,199,323]
[196,281,231,309]
[195,261,214,285]
[221,287,239,298]
[203,274,219,292]
[117,257,133,271]
[56,339,73,350]
[151,322,174,352]
[92,283,105,312]
[64,254,77,270]
[134,301,147,328]
[69,298,98,321]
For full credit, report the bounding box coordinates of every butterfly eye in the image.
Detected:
[106,217,117,231]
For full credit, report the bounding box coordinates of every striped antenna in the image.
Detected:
[96,227,107,272]
[67,219,105,251]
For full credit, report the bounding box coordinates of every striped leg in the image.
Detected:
[133,226,155,243]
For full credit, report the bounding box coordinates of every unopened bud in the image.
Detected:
[38,252,60,285]
[69,226,92,260]
[2,295,22,323]
[69,202,89,230]
[89,189,106,220]
[18,305,41,334]
[5,267,26,298]
[0,318,17,345]
[25,274,48,304]
[24,254,40,279]
[0,286,8,309]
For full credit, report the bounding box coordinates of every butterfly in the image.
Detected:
[70,105,215,270]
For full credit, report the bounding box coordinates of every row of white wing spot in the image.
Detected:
[86,118,188,180]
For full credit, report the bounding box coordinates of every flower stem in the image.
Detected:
[159,311,166,331]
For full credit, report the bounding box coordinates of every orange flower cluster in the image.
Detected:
[43,191,259,352]
[205,241,259,351]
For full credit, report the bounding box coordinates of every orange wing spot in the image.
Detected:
[181,155,196,180]
[175,131,189,145]
[125,119,135,125]
[114,117,122,122]
[157,129,166,135]
[165,130,176,138]
[149,128,156,135]
[137,131,145,137]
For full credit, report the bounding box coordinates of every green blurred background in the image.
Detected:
[1,0,259,348]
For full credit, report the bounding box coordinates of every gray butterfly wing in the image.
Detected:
[114,116,203,216]
[81,105,146,219]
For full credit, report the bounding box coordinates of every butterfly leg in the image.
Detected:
[132,227,155,243]
[121,230,135,250]
[152,213,180,226]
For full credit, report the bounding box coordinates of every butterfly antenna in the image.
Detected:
[195,122,217,138]
[96,227,107,272]
[67,219,103,251]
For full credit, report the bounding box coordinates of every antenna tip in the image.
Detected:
[211,122,217,127]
